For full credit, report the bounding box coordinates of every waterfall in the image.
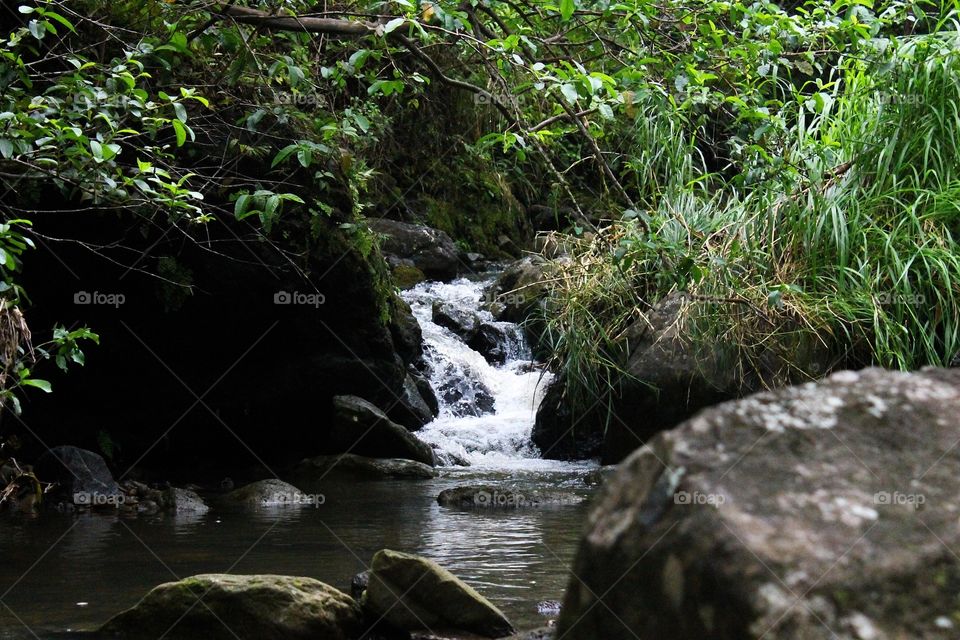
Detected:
[402,277,553,468]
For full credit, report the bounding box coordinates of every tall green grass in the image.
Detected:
[545,25,960,411]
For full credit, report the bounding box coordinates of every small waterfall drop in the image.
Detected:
[402,277,553,468]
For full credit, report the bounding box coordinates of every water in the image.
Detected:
[403,278,557,469]
[0,276,596,638]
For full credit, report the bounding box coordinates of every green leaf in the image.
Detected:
[173,101,187,123]
[560,0,575,21]
[21,378,52,393]
[383,17,406,34]
[172,119,186,147]
[234,194,250,218]
[560,83,579,104]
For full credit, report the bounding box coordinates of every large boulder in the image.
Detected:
[291,453,437,480]
[536,292,825,464]
[558,367,960,640]
[368,218,459,281]
[362,549,515,637]
[35,445,122,506]
[331,395,435,466]
[99,574,361,640]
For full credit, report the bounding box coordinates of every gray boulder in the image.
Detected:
[558,367,960,639]
[331,395,435,466]
[36,445,122,506]
[536,292,826,464]
[292,453,437,480]
[99,574,361,640]
[368,218,459,281]
[363,549,514,637]
[438,485,584,509]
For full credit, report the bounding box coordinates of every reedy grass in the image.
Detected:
[545,25,960,412]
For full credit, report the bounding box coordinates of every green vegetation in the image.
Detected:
[1,0,959,425]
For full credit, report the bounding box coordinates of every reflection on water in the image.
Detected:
[0,469,596,639]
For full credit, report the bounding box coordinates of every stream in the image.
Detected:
[0,276,597,638]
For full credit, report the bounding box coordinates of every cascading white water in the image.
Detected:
[402,277,554,468]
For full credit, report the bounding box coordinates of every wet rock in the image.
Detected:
[99,574,361,640]
[363,549,515,637]
[165,487,209,514]
[437,485,584,509]
[368,218,459,281]
[332,395,436,466]
[531,382,604,460]
[436,375,496,418]
[468,323,521,366]
[350,570,369,600]
[559,368,960,640]
[292,454,437,480]
[222,479,308,508]
[390,296,423,365]
[389,373,438,431]
[432,301,481,340]
[36,445,122,506]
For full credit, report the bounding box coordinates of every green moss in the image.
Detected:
[392,264,426,289]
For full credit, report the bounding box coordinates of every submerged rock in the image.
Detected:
[222,479,311,508]
[368,218,459,281]
[292,453,437,480]
[558,367,960,639]
[99,574,361,640]
[36,445,122,507]
[363,549,515,637]
[437,485,584,509]
[331,395,435,465]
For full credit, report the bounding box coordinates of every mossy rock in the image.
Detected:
[362,549,514,637]
[99,574,362,640]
